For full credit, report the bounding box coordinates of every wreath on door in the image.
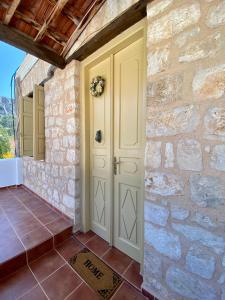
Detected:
[90,76,105,97]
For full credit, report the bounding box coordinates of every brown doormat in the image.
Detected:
[69,248,122,299]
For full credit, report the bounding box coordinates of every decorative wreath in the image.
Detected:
[90,76,105,97]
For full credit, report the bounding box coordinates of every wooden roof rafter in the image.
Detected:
[34,0,70,42]
[62,0,106,57]
[3,0,21,25]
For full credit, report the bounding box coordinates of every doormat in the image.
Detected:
[69,248,122,299]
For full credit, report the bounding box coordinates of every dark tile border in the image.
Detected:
[142,288,158,300]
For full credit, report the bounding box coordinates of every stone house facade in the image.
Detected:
[16,0,225,299]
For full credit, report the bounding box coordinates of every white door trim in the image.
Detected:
[80,18,147,268]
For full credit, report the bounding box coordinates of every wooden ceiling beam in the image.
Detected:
[0,23,66,68]
[66,0,149,63]
[3,0,21,24]
[34,0,69,42]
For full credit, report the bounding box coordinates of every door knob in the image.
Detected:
[95,130,102,143]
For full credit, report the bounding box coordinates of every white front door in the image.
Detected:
[89,35,144,262]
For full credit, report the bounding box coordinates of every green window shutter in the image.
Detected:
[20,96,33,157]
[33,84,45,161]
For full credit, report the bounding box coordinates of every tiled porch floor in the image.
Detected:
[0,187,73,278]
[0,187,154,300]
[0,235,150,300]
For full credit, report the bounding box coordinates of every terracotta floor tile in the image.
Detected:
[0,266,37,300]
[29,250,65,282]
[46,217,73,245]
[112,282,147,300]
[74,230,96,244]
[2,204,25,215]
[56,237,84,260]
[41,264,82,300]
[0,253,27,280]
[0,235,25,263]
[14,219,44,238]
[46,217,73,235]
[0,216,16,239]
[7,211,34,226]
[31,204,54,218]
[86,235,110,257]
[22,198,45,210]
[103,247,132,275]
[37,210,61,225]
[123,261,143,290]
[27,239,54,263]
[66,282,99,300]
[21,226,52,250]
[19,285,47,300]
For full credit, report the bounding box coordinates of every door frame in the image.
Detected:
[80,18,147,267]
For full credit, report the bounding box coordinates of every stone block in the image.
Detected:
[186,245,216,279]
[164,143,174,168]
[207,1,225,27]
[204,107,225,142]
[146,172,184,196]
[147,45,170,76]
[171,205,189,220]
[210,145,225,172]
[147,73,183,106]
[148,3,201,44]
[193,64,225,100]
[190,174,225,208]
[147,0,173,19]
[144,201,169,226]
[166,267,217,300]
[66,149,76,163]
[179,32,221,62]
[172,223,225,254]
[175,27,200,48]
[147,105,200,137]
[145,141,161,169]
[68,179,75,196]
[222,287,225,300]
[144,247,162,278]
[63,194,75,209]
[177,139,202,171]
[191,212,217,229]
[145,223,181,260]
[66,118,77,134]
[223,255,225,268]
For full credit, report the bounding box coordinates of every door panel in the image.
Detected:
[114,38,144,262]
[89,58,111,242]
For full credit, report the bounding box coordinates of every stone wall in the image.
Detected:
[144,1,225,299]
[18,60,81,226]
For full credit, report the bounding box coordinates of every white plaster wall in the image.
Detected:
[0,158,23,188]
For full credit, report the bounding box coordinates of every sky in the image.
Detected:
[0,42,26,98]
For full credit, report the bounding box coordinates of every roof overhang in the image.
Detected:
[0,0,148,69]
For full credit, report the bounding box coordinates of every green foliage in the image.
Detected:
[0,115,14,136]
[0,128,11,158]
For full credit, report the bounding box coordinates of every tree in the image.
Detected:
[0,128,11,158]
[0,115,13,136]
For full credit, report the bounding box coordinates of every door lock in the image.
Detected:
[113,157,120,175]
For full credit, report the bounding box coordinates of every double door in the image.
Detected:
[89,36,144,262]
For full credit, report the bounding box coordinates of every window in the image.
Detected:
[20,84,45,161]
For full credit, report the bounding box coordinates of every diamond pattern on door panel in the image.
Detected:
[120,184,138,245]
[94,178,106,226]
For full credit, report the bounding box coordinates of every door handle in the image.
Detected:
[113,157,120,175]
